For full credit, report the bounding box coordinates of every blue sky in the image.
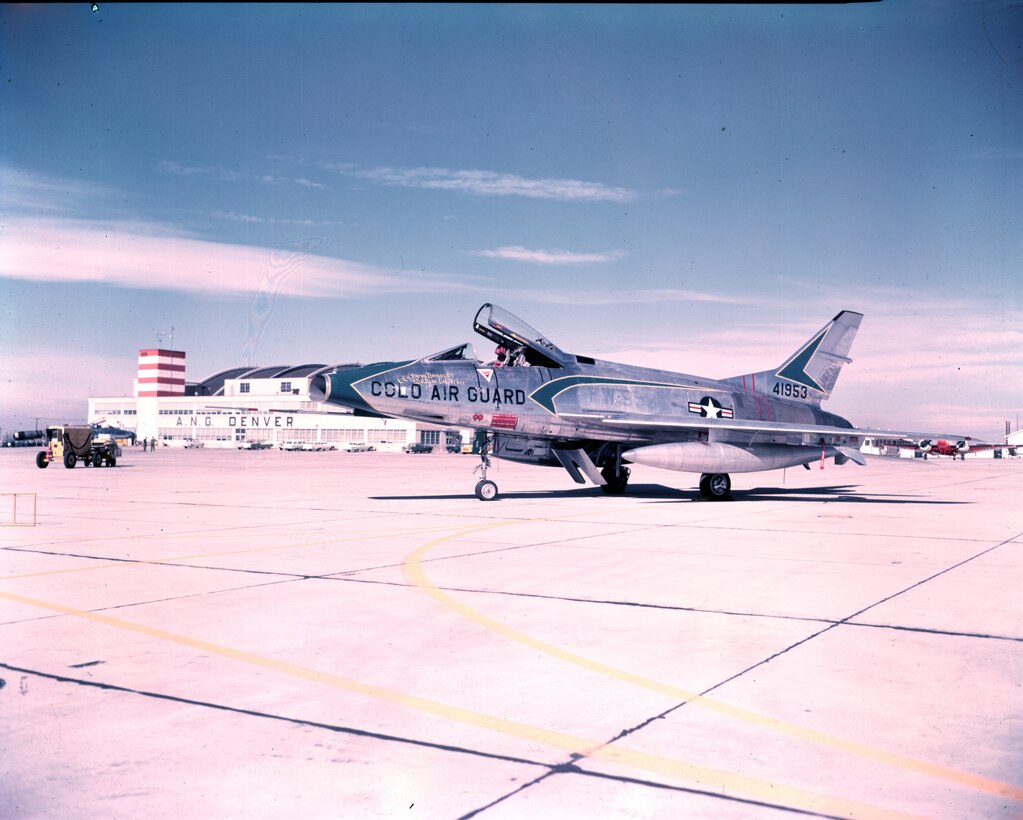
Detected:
[2,3,1020,440]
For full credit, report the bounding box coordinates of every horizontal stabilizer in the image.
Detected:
[833,446,867,466]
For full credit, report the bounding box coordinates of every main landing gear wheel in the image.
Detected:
[475,480,498,501]
[600,463,631,495]
[64,451,77,469]
[36,451,48,469]
[699,473,731,501]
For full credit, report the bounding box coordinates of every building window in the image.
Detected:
[280,381,291,393]
[240,383,250,394]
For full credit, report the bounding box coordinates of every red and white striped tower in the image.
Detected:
[134,349,186,397]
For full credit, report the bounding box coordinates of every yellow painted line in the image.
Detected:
[0,583,910,820]
[2,520,479,581]
[9,498,1017,807]
[402,522,1023,803]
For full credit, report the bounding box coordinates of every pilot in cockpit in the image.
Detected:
[509,345,531,367]
[492,343,532,367]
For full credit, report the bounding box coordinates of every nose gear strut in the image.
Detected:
[474,433,498,500]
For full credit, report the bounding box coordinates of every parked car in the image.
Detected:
[184,440,204,449]
[280,440,308,451]
[238,441,272,450]
[403,442,433,454]
[338,442,373,452]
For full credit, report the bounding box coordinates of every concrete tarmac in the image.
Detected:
[1,447,1021,819]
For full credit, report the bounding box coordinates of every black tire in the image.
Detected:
[474,479,498,501]
[36,451,48,469]
[92,454,102,467]
[108,454,116,467]
[600,463,630,495]
[699,473,730,500]
[64,451,77,469]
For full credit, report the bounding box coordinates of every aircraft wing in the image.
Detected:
[556,411,970,444]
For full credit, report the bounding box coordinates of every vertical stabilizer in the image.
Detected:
[723,311,862,404]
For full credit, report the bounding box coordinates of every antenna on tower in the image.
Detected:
[154,326,175,348]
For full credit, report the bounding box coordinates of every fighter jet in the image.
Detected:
[311,303,970,500]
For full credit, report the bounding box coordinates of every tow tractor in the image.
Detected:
[35,425,121,469]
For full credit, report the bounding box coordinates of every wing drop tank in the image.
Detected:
[623,442,821,473]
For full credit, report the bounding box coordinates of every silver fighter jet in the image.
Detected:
[312,303,970,500]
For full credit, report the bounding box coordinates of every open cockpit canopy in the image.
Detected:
[425,343,479,362]
[472,303,573,368]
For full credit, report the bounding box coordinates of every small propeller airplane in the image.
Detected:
[310,303,975,501]
[889,438,1015,459]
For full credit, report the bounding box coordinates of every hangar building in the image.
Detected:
[87,348,423,450]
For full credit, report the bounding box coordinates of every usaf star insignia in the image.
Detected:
[688,396,734,419]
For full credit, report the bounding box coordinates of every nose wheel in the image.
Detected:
[475,480,498,501]
[473,433,499,501]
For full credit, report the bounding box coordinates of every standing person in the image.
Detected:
[150,437,156,451]
[143,438,148,452]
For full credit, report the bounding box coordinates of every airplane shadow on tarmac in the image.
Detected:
[372,484,681,502]
[372,483,967,505]
[698,484,966,505]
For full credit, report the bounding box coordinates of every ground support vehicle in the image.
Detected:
[35,426,121,469]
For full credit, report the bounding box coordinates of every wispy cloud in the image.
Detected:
[511,287,750,305]
[0,165,117,214]
[0,164,473,298]
[329,164,637,202]
[212,211,346,227]
[1,215,471,298]
[158,160,327,189]
[470,246,626,265]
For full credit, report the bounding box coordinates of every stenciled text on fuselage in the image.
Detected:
[368,381,526,405]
